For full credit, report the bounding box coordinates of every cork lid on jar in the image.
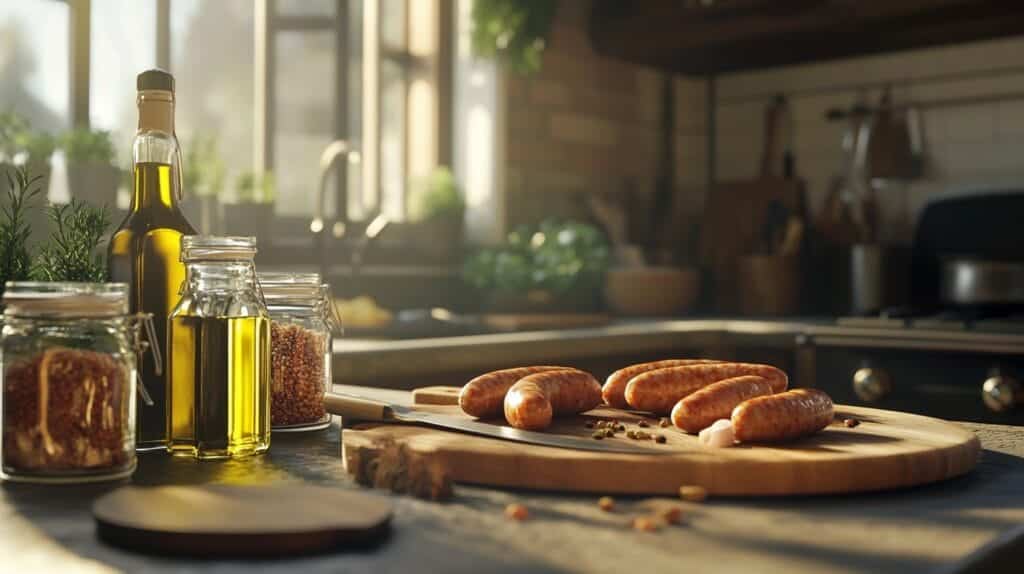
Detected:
[2,282,129,318]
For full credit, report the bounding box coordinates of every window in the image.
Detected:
[3,0,448,245]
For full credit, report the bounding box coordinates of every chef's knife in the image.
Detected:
[324,392,667,455]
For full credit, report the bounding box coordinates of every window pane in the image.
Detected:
[171,0,255,201]
[276,0,336,18]
[381,0,406,49]
[380,58,405,220]
[90,0,157,162]
[0,1,69,133]
[273,30,335,218]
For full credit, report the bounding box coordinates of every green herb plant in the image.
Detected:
[0,166,43,296]
[463,219,610,298]
[61,128,116,165]
[14,130,57,166]
[32,199,111,283]
[0,111,29,162]
[183,133,226,199]
[234,171,275,204]
[471,0,558,74]
[408,166,465,222]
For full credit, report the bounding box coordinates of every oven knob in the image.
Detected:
[982,375,1021,413]
[853,367,891,402]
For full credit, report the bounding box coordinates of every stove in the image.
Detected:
[798,309,1024,426]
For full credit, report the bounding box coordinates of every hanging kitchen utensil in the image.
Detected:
[867,85,923,181]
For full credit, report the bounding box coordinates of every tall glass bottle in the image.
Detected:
[107,69,197,451]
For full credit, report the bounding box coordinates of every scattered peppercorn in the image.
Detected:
[505,503,529,521]
[596,421,606,429]
[679,485,708,502]
[632,517,660,532]
[660,507,684,525]
[659,418,671,428]
[638,420,650,428]
[592,431,605,440]
[655,435,667,444]
[604,428,616,438]
[626,430,637,439]
[598,496,615,512]
[616,424,626,432]
[636,431,650,440]
[844,418,860,428]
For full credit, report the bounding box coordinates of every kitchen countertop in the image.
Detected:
[3,384,1023,574]
[333,318,1024,385]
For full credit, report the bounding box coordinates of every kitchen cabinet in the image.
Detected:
[590,0,1024,75]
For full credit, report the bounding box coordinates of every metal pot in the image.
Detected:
[940,258,1024,305]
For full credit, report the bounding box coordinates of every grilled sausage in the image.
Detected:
[731,388,834,442]
[671,375,775,433]
[625,363,788,414]
[459,366,575,419]
[602,359,722,409]
[504,369,603,430]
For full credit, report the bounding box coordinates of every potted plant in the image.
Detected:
[223,171,274,240]
[463,219,611,313]
[62,127,119,209]
[405,166,466,262]
[1,114,53,247]
[471,0,559,74]
[180,133,226,233]
[0,167,44,298]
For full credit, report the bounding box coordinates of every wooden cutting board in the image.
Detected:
[342,387,980,497]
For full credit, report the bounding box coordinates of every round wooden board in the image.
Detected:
[93,484,392,557]
[342,403,981,496]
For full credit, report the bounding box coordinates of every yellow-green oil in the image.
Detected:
[167,316,270,459]
[108,162,196,449]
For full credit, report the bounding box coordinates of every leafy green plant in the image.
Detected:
[61,128,115,165]
[234,171,275,204]
[32,200,111,283]
[471,0,558,74]
[0,166,43,295]
[463,219,610,297]
[408,166,465,222]
[0,111,29,162]
[183,133,226,198]
[14,130,57,165]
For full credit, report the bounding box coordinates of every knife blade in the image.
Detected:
[324,392,668,455]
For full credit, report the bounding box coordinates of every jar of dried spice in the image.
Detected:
[259,272,337,431]
[0,282,159,483]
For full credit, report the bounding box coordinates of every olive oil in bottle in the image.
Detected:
[107,69,196,451]
[166,236,271,459]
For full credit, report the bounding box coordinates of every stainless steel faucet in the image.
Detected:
[311,139,389,281]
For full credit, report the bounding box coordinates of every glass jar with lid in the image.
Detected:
[258,272,337,432]
[0,282,157,483]
[167,236,271,459]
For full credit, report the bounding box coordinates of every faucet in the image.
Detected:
[311,139,390,282]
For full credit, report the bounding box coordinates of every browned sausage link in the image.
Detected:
[504,370,602,430]
[671,376,774,433]
[459,366,574,418]
[602,359,722,409]
[625,363,788,414]
[731,388,834,443]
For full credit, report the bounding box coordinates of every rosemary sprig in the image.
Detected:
[32,199,111,283]
[0,166,43,295]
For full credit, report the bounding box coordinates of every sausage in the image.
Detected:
[625,363,788,414]
[602,359,722,409]
[731,388,834,442]
[459,366,575,419]
[504,370,603,430]
[671,375,775,433]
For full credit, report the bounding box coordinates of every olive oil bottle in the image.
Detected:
[167,236,271,459]
[108,69,196,451]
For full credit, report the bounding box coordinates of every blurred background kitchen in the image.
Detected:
[3,1,1023,422]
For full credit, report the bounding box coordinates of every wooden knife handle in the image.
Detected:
[323,392,392,422]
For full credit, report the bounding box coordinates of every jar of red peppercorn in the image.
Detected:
[258,272,338,432]
[1,282,159,483]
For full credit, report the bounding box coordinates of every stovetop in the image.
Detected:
[837,308,1024,334]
